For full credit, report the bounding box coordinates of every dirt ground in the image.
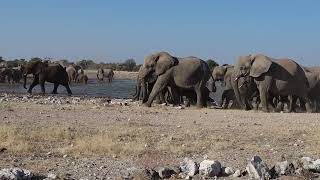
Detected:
[0,94,320,179]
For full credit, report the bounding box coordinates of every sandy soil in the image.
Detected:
[0,94,320,179]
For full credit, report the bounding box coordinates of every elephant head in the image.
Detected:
[139,52,179,102]
[232,54,272,110]
[212,65,229,81]
[23,61,48,89]
[140,52,179,79]
[236,54,272,79]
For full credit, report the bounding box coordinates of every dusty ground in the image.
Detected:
[0,94,320,179]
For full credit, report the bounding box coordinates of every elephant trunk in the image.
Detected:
[23,74,28,89]
[231,73,246,109]
[141,79,148,103]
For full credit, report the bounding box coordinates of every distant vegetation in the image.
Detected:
[0,56,219,72]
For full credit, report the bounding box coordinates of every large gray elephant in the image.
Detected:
[234,54,311,112]
[23,61,72,95]
[140,52,211,108]
[302,67,320,112]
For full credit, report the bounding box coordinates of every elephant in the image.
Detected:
[140,52,211,108]
[234,54,311,112]
[211,64,240,109]
[300,67,320,112]
[0,68,13,83]
[97,68,114,82]
[11,66,24,83]
[66,65,77,84]
[76,73,89,84]
[23,61,72,95]
[132,66,158,102]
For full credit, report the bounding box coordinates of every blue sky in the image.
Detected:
[0,1,319,65]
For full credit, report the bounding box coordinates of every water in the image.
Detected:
[0,79,224,102]
[0,79,136,99]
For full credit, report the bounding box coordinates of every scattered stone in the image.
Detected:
[0,168,33,180]
[273,160,295,176]
[157,167,176,179]
[179,158,199,177]
[63,154,68,158]
[309,159,320,173]
[246,156,270,180]
[233,170,242,177]
[199,160,222,177]
[222,166,234,176]
[46,173,57,179]
[175,106,184,109]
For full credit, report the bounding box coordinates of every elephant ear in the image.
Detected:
[32,61,45,75]
[250,55,272,77]
[155,52,179,76]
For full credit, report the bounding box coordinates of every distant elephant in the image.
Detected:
[0,68,13,83]
[140,52,211,108]
[97,68,114,82]
[66,65,77,84]
[234,54,311,112]
[11,66,24,83]
[23,61,72,95]
[76,73,89,84]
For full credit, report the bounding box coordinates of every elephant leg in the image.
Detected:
[145,73,170,107]
[220,91,226,107]
[159,90,166,104]
[52,83,59,94]
[288,96,297,113]
[194,85,203,108]
[63,83,72,95]
[28,77,39,94]
[259,86,269,112]
[170,87,180,106]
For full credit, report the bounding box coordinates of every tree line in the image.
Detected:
[0,56,219,72]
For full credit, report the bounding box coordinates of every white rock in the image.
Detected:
[46,173,57,179]
[246,156,270,180]
[223,167,234,176]
[180,158,199,177]
[274,160,294,176]
[0,168,33,179]
[157,167,176,178]
[199,160,221,177]
[232,170,241,177]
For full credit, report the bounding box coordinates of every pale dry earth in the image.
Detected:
[0,93,320,179]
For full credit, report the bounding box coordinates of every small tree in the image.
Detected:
[123,58,136,71]
[206,59,219,70]
[30,57,43,63]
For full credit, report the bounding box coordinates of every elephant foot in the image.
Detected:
[144,103,152,107]
[261,108,269,113]
[196,104,204,109]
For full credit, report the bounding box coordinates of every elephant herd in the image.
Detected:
[0,60,115,96]
[0,66,24,84]
[133,52,320,113]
